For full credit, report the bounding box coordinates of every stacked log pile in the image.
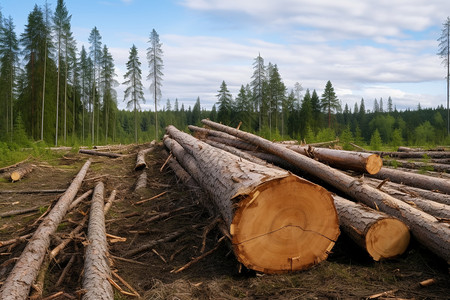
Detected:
[164,120,449,267]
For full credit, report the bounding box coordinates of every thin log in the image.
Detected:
[135,191,167,205]
[385,151,450,159]
[5,164,34,182]
[188,125,258,151]
[165,126,340,273]
[333,195,410,261]
[0,206,42,218]
[134,170,147,192]
[55,254,76,287]
[383,159,450,173]
[0,156,31,173]
[0,159,91,300]
[82,182,114,300]
[0,189,66,194]
[79,149,122,158]
[287,145,383,174]
[0,233,33,248]
[50,215,88,259]
[370,167,450,194]
[103,190,116,214]
[306,139,339,147]
[201,119,450,262]
[69,189,93,210]
[398,146,423,152]
[134,140,156,171]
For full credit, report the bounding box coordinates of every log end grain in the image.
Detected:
[231,175,340,274]
[365,154,383,175]
[365,218,410,261]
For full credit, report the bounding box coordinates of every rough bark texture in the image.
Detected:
[201,119,450,262]
[7,164,34,182]
[82,182,113,300]
[0,159,91,300]
[134,140,156,171]
[363,178,450,219]
[370,167,450,194]
[383,159,450,173]
[333,195,410,261]
[165,126,340,273]
[79,149,122,158]
[288,146,383,174]
[189,125,258,151]
[134,170,147,192]
[362,177,450,206]
[385,151,450,159]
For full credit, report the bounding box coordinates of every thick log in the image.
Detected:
[6,165,34,182]
[362,178,450,220]
[134,170,147,191]
[82,182,114,300]
[333,195,410,261]
[288,145,382,174]
[165,126,340,273]
[383,159,450,173]
[0,159,91,300]
[79,149,122,158]
[201,119,450,262]
[370,167,450,194]
[134,140,156,171]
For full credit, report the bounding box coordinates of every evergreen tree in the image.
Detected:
[320,80,340,128]
[353,102,359,115]
[63,16,75,143]
[88,26,102,144]
[370,129,382,150]
[147,29,164,141]
[216,80,233,124]
[250,53,266,131]
[379,97,384,113]
[123,45,145,143]
[373,98,379,113]
[267,64,286,136]
[387,96,393,113]
[100,45,118,143]
[299,89,313,138]
[438,16,450,135]
[192,96,201,125]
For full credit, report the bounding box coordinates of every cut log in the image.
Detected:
[370,167,450,194]
[287,145,383,174]
[69,189,93,210]
[6,165,34,182]
[201,119,450,262]
[79,149,122,158]
[361,177,450,206]
[0,206,42,218]
[386,151,450,159]
[188,125,258,151]
[333,195,410,261]
[165,126,340,274]
[82,182,114,300]
[0,159,91,300]
[134,140,156,171]
[134,170,147,192]
[383,159,450,173]
[0,189,66,194]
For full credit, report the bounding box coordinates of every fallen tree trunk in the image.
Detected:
[134,170,147,192]
[0,189,66,194]
[79,149,122,158]
[385,151,450,159]
[165,126,340,273]
[398,146,445,152]
[201,119,450,262]
[370,167,450,194]
[82,182,114,300]
[134,140,156,171]
[189,125,258,151]
[5,165,34,182]
[0,206,43,218]
[383,159,450,173]
[287,145,383,174]
[0,159,91,300]
[333,195,410,261]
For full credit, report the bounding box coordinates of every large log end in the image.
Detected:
[231,175,340,274]
[366,154,383,175]
[366,218,410,261]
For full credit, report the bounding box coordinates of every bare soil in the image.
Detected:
[0,143,449,299]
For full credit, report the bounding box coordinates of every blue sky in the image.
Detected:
[1,0,450,111]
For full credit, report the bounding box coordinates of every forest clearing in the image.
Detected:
[0,120,449,300]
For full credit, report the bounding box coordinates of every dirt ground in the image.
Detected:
[0,143,449,300]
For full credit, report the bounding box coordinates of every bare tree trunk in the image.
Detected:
[82,182,114,300]
[134,140,156,171]
[333,195,410,261]
[134,170,147,192]
[164,126,339,274]
[201,119,450,262]
[0,159,91,300]
[383,159,450,173]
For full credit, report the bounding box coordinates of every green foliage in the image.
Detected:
[316,127,336,142]
[370,129,382,150]
[340,126,354,150]
[391,128,404,149]
[414,121,435,146]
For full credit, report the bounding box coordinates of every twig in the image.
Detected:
[152,249,167,263]
[110,254,148,266]
[0,233,33,248]
[55,254,76,287]
[170,246,187,262]
[172,236,225,274]
[367,289,398,299]
[107,277,138,297]
[201,217,221,253]
[112,271,141,298]
[140,207,186,225]
[419,278,436,287]
[160,152,172,172]
[41,291,64,300]
[376,178,389,190]
[135,191,167,205]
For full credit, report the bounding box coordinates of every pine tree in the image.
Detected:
[438,16,450,135]
[100,45,118,143]
[320,80,340,128]
[387,96,393,113]
[40,1,53,142]
[192,96,201,125]
[88,26,102,144]
[123,45,144,143]
[147,29,164,141]
[251,53,266,131]
[373,98,379,113]
[216,80,233,124]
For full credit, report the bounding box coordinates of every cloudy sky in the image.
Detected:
[2,0,450,111]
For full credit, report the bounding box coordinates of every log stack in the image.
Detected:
[165,125,340,273]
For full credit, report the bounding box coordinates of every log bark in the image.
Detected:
[333,195,410,261]
[134,140,156,171]
[69,189,93,210]
[287,145,383,174]
[201,119,450,262]
[361,177,450,206]
[0,159,91,300]
[363,178,450,219]
[82,182,114,300]
[385,151,450,159]
[370,167,450,194]
[134,170,147,191]
[79,149,122,158]
[5,165,34,182]
[0,189,66,194]
[0,206,42,218]
[383,159,450,173]
[189,125,258,151]
[165,125,340,273]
